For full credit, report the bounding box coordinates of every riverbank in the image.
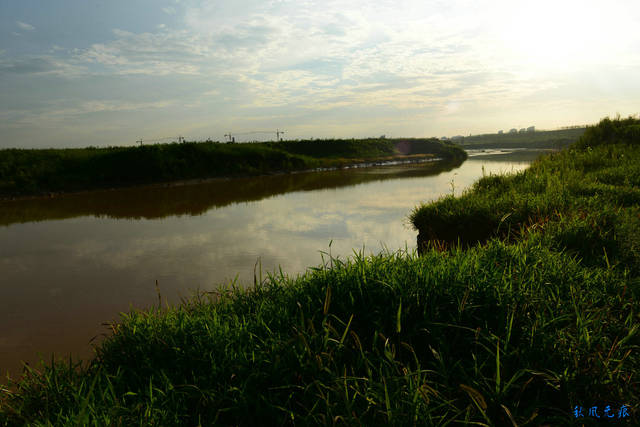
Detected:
[0,155,466,226]
[1,118,638,425]
[0,138,466,200]
[0,153,445,203]
[411,117,640,253]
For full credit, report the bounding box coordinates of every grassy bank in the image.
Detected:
[411,117,640,257]
[1,118,638,425]
[0,137,466,199]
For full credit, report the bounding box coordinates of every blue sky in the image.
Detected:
[1,0,639,148]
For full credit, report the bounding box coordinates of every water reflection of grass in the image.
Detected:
[1,118,638,425]
[0,157,464,226]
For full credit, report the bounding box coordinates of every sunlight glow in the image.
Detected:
[496,1,617,70]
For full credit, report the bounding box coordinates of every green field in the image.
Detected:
[0,138,466,199]
[456,127,586,149]
[1,117,638,425]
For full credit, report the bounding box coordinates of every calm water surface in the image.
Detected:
[0,149,547,380]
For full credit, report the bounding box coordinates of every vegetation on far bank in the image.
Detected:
[1,117,639,425]
[457,127,586,149]
[0,137,466,199]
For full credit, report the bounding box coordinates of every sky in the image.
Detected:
[1,0,639,148]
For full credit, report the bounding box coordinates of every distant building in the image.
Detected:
[527,126,535,132]
[498,130,503,134]
[519,128,526,133]
[440,136,449,140]
[509,128,518,134]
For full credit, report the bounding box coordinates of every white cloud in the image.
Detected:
[16,21,35,31]
[74,28,225,75]
[0,55,88,77]
[78,100,174,113]
[1,100,176,131]
[59,0,514,102]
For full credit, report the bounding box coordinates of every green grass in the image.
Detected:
[412,119,640,263]
[1,117,639,425]
[1,243,637,425]
[0,138,466,199]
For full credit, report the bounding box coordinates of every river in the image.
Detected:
[0,149,547,380]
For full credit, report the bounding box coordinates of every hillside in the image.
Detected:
[456,127,586,149]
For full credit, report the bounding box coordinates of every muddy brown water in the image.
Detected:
[0,149,547,381]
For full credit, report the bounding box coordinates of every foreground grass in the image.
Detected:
[1,117,639,425]
[0,138,465,199]
[1,243,637,425]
